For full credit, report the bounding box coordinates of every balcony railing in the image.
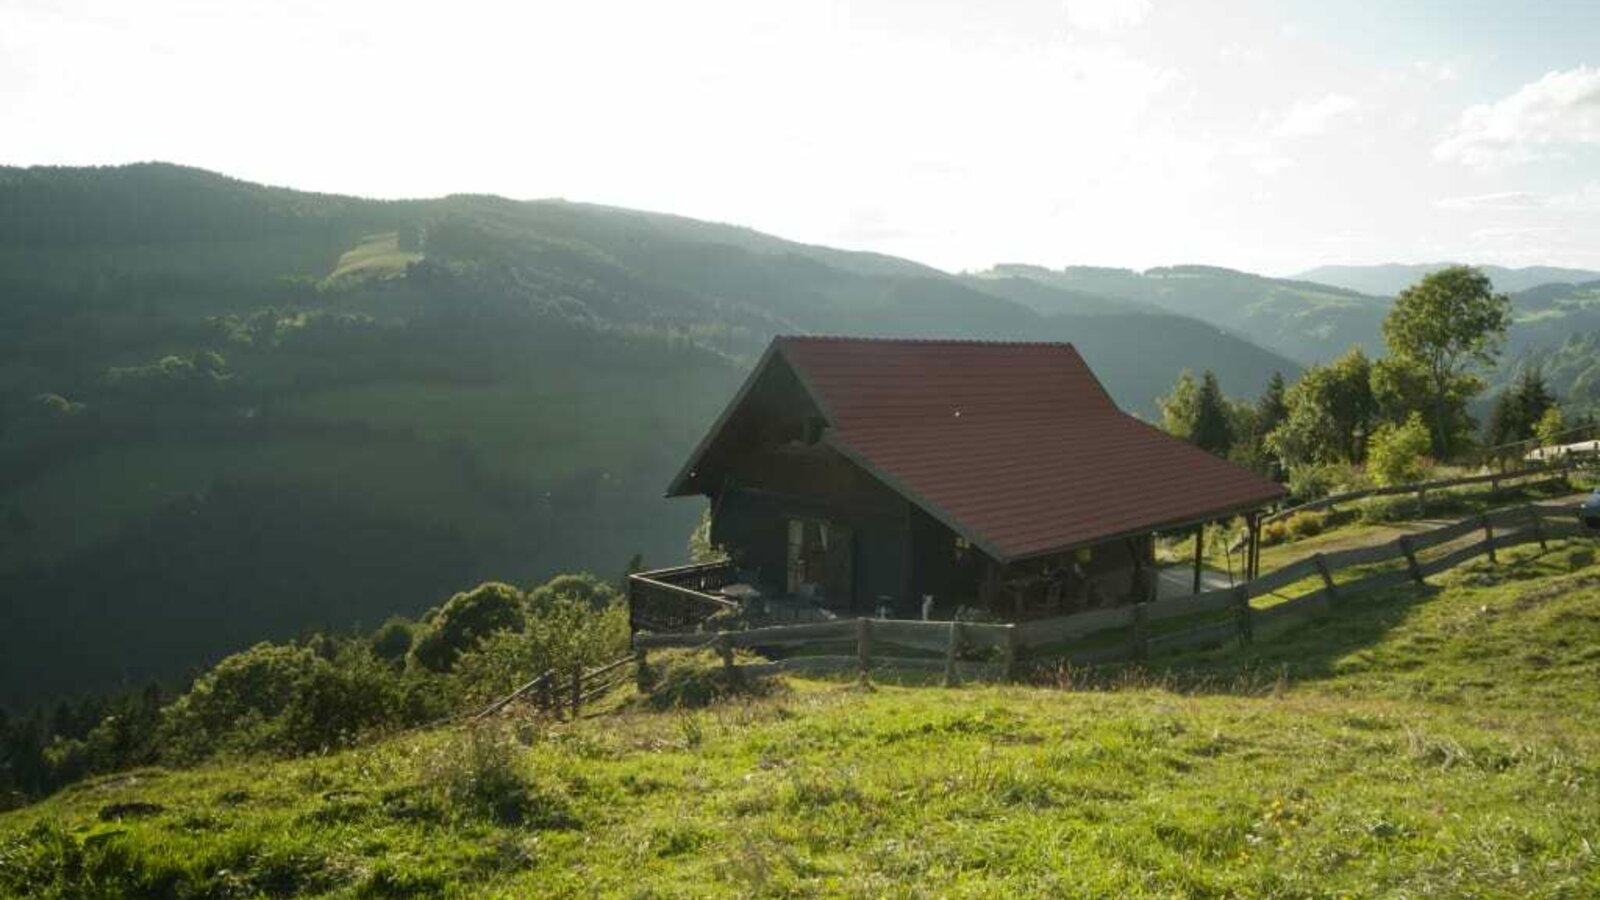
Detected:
[627,559,740,633]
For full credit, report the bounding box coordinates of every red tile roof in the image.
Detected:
[686,336,1286,562]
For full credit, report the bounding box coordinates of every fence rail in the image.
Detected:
[471,653,637,722]
[634,501,1595,683]
[628,560,739,633]
[1262,467,1573,525]
[637,616,1018,686]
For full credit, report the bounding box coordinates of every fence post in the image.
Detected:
[717,633,735,674]
[856,617,873,685]
[1233,585,1253,645]
[633,646,649,690]
[1398,535,1425,585]
[1131,602,1148,661]
[1000,625,1018,683]
[943,621,962,687]
[1526,504,1548,551]
[570,668,583,719]
[539,672,554,719]
[1312,553,1339,604]
[1481,514,1497,564]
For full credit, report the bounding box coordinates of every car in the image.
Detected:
[1582,490,1600,531]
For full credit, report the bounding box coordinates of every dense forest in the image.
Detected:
[0,164,1302,707]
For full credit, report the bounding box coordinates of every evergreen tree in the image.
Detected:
[1192,371,1235,457]
[1254,372,1288,441]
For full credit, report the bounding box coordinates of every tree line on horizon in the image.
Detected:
[1158,265,1595,497]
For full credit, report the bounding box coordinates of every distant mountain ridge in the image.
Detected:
[966,263,1391,364]
[1293,263,1600,297]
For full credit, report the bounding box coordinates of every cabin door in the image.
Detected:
[786,518,854,610]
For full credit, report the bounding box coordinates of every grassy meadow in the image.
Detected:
[3,538,1597,898]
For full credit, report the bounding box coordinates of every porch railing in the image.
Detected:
[627,559,740,633]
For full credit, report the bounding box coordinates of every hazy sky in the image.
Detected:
[3,0,1597,274]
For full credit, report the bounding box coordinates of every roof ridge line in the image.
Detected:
[775,334,1079,349]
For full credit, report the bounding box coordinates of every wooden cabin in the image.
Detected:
[630,337,1285,631]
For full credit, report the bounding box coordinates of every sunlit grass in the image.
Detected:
[323,232,421,286]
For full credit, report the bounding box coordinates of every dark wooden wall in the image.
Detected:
[710,444,915,614]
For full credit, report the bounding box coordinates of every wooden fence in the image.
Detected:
[472,654,636,721]
[635,617,1019,684]
[635,501,1595,682]
[1261,467,1574,526]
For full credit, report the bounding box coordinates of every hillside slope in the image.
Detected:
[0,164,1300,706]
[970,263,1391,364]
[3,542,1597,898]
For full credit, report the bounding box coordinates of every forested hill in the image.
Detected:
[965,263,1391,364]
[0,163,1299,706]
[1294,262,1600,297]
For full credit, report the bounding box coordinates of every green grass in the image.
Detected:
[323,232,421,286]
[4,543,1599,897]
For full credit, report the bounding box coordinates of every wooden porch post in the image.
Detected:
[1241,512,1254,582]
[1191,522,1205,595]
[979,558,999,612]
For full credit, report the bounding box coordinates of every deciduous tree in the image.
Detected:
[1382,266,1511,458]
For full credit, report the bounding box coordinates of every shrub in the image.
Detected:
[527,572,619,611]
[453,576,629,704]
[159,640,422,761]
[1368,413,1434,487]
[410,582,526,673]
[1286,463,1369,504]
[1358,493,1422,524]
[1260,519,1290,547]
[1284,510,1328,540]
[369,617,416,665]
[1535,405,1566,448]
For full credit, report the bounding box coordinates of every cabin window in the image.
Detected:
[786,518,853,604]
[953,535,972,564]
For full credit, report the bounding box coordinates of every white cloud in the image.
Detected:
[1272,93,1361,138]
[1469,225,1560,241]
[1436,191,1544,210]
[1437,183,1600,212]
[1434,65,1600,169]
[1061,0,1152,33]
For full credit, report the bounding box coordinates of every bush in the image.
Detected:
[159,640,424,762]
[1286,463,1369,504]
[1284,510,1328,540]
[1260,519,1290,547]
[527,572,619,611]
[1368,413,1434,487]
[410,582,526,673]
[369,617,416,665]
[452,575,629,704]
[1358,493,1423,524]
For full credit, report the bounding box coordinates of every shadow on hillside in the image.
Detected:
[1031,544,1590,698]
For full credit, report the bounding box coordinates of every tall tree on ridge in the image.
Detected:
[1382,265,1511,459]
